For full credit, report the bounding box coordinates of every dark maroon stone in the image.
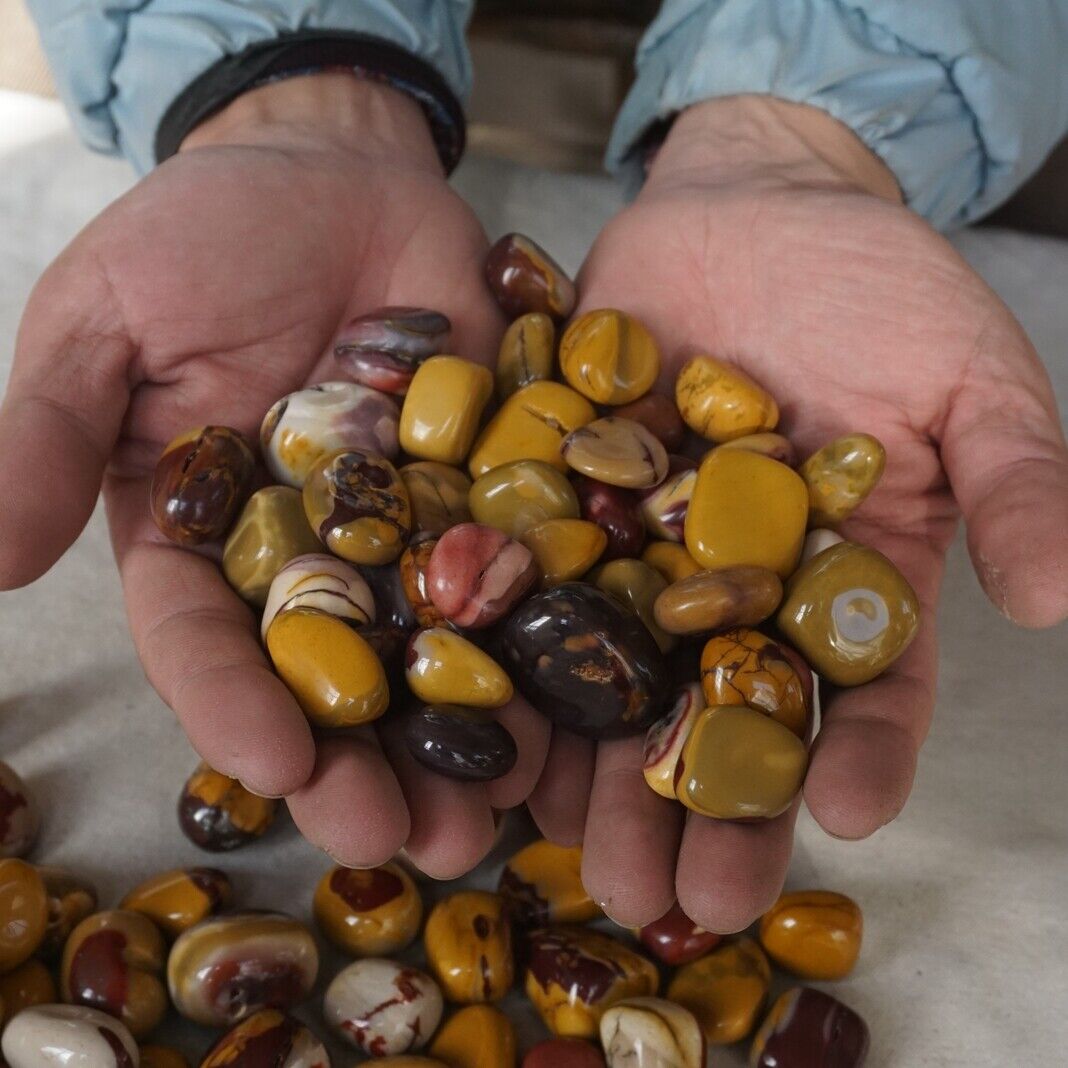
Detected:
[752,988,870,1068]
[404,705,517,782]
[484,233,576,320]
[637,902,722,965]
[573,476,646,561]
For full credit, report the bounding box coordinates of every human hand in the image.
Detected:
[0,73,549,875]
[527,95,1068,931]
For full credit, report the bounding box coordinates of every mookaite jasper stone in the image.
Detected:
[335,306,451,395]
[666,937,771,1045]
[501,583,668,738]
[406,628,513,708]
[591,558,675,653]
[200,1009,329,1068]
[401,461,473,537]
[675,356,778,443]
[750,988,870,1068]
[424,891,514,1003]
[261,552,375,639]
[715,431,797,466]
[0,761,38,858]
[759,891,863,980]
[574,477,645,561]
[777,542,920,686]
[400,539,448,628]
[614,393,685,452]
[0,860,47,972]
[800,432,886,527]
[524,927,659,1038]
[314,862,422,957]
[303,448,411,565]
[150,426,254,546]
[497,312,556,400]
[642,683,704,800]
[684,450,808,577]
[498,839,599,926]
[559,309,660,406]
[2,1005,138,1068]
[485,233,576,320]
[266,606,389,728]
[400,356,494,464]
[519,519,608,587]
[470,459,580,539]
[654,566,783,637]
[638,459,696,543]
[524,1038,605,1068]
[430,1004,516,1068]
[642,543,701,585]
[638,901,721,966]
[0,959,57,1025]
[405,705,517,782]
[600,997,704,1068]
[222,487,322,607]
[561,417,669,489]
[177,762,278,852]
[676,706,808,820]
[37,866,98,960]
[120,867,231,939]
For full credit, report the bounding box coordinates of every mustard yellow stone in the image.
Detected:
[496,312,556,401]
[675,356,779,443]
[590,558,675,653]
[468,381,595,477]
[406,628,513,708]
[641,542,702,585]
[559,309,660,405]
[469,460,579,539]
[684,450,808,578]
[799,433,886,527]
[120,868,232,939]
[313,862,422,957]
[519,519,607,587]
[430,1004,516,1068]
[713,431,796,467]
[400,356,494,464]
[497,839,600,926]
[424,891,513,1003]
[759,890,863,980]
[266,606,389,728]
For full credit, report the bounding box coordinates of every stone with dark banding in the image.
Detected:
[485,234,576,320]
[561,417,668,488]
[750,987,870,1068]
[119,867,232,940]
[314,861,423,957]
[201,1007,329,1068]
[641,683,704,800]
[335,306,451,394]
[260,552,375,640]
[637,456,696,542]
[496,312,556,399]
[405,705,517,782]
[573,476,646,561]
[424,890,513,1003]
[176,763,278,853]
[400,538,449,628]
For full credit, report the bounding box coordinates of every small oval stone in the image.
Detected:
[400,538,448,628]
[675,356,778,443]
[637,459,696,543]
[574,477,645,562]
[335,306,451,395]
[201,1008,329,1068]
[641,542,702,585]
[519,519,608,588]
[559,310,660,406]
[599,997,704,1068]
[0,859,47,972]
[485,233,575,320]
[405,705,517,783]
[800,432,887,527]
[637,902,721,966]
[37,867,98,961]
[613,394,685,452]
[400,356,494,465]
[496,312,556,400]
[424,891,513,1003]
[751,988,870,1068]
[261,552,375,640]
[429,1004,516,1068]
[653,566,782,637]
[177,762,278,852]
[562,417,668,489]
[801,526,845,564]
[401,461,473,537]
[590,558,675,653]
[523,1038,605,1068]
[2,1004,138,1068]
[641,683,704,800]
[498,839,599,926]
[406,628,513,708]
[313,861,422,957]
[0,960,57,1025]
[0,761,39,858]
[714,431,797,466]
[759,890,863,980]
[150,426,254,546]
[119,868,232,940]
[470,460,580,540]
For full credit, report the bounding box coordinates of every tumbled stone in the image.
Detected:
[641,543,702,585]
[399,355,493,465]
[599,996,704,1068]
[750,987,870,1068]
[470,459,580,540]
[614,393,685,452]
[335,306,451,395]
[485,233,576,320]
[400,538,448,628]
[637,901,721,966]
[653,567,782,637]
[800,433,886,526]
[429,1004,517,1068]
[401,461,473,537]
[591,558,675,653]
[498,839,599,926]
[200,1009,329,1068]
[260,552,375,640]
[759,890,863,980]
[642,683,704,800]
[714,431,796,466]
[496,312,556,400]
[675,356,778,443]
[519,519,608,587]
[406,628,513,708]
[559,310,660,406]
[177,764,277,853]
[574,477,646,561]
[637,458,696,543]
[562,417,669,489]
[313,862,422,957]
[424,891,513,1003]
[405,706,517,782]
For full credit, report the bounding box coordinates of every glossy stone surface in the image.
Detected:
[429,1004,516,1068]
[138,1046,189,1068]
[666,937,771,1045]
[675,356,778,443]
[497,312,556,400]
[0,761,38,858]
[324,958,442,1056]
[519,521,608,588]
[469,459,580,540]
[759,891,863,980]
[427,524,538,628]
[405,706,517,782]
[561,417,669,489]
[559,310,660,406]
[314,861,422,957]
[167,912,318,1027]
[574,477,645,561]
[637,459,696,543]
[359,561,419,633]
[0,959,57,1025]
[613,394,685,452]
[684,450,808,578]
[401,461,473,537]
[714,432,797,466]
[261,382,400,487]
[654,567,782,637]
[150,426,254,545]
[222,487,322,608]
[777,543,920,686]
[335,306,451,395]
[261,553,375,640]
[800,433,886,527]
[498,839,599,926]
[468,382,595,478]
[2,1005,138,1068]
[485,233,576,320]
[119,868,231,940]
[400,539,448,628]
[523,1038,605,1068]
[641,683,704,800]
[424,891,514,1003]
[61,909,167,1039]
[750,987,870,1068]
[406,628,513,708]
[801,527,845,564]
[523,926,658,1038]
[201,1008,329,1068]
[37,866,98,961]
[591,558,675,653]
[501,584,668,739]
[177,763,278,852]
[400,356,494,464]
[641,543,701,585]
[267,606,389,728]
[676,706,807,819]
[303,448,411,565]
[0,859,46,971]
[600,997,704,1068]
[637,902,722,966]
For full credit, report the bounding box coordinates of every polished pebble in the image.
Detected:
[424,891,514,1003]
[138,1046,189,1068]
[168,912,318,1027]
[637,459,696,543]
[523,1038,605,1068]
[119,868,232,940]
[336,306,451,395]
[497,312,556,400]
[498,840,599,926]
[1,1004,138,1068]
[574,477,645,561]
[0,960,57,1025]
[400,356,494,465]
[637,902,721,966]
[427,523,538,628]
[200,1008,329,1068]
[61,909,167,1039]
[37,866,98,960]
[400,539,449,628]
[684,450,808,577]
[469,460,580,540]
[559,310,660,406]
[501,584,668,738]
[562,417,668,490]
[641,683,704,800]
[750,987,870,1068]
[405,706,517,782]
[150,426,254,545]
[360,561,418,632]
[519,520,608,588]
[267,606,389,728]
[222,487,323,608]
[759,891,863,980]
[314,862,423,957]
[0,859,47,971]
[599,997,704,1068]
[675,356,778,443]
[324,959,442,1056]
[800,433,886,527]
[714,432,797,466]
[406,628,513,708]
[641,542,702,585]
[401,461,473,537]
[261,552,376,640]
[0,761,38,858]
[801,527,845,564]
[777,542,920,686]
[485,234,576,320]
[177,763,278,852]
[613,394,685,452]
[429,1004,516,1068]
[654,567,782,637]
[591,558,675,653]
[676,706,808,819]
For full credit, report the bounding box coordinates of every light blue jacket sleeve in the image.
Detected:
[26,0,474,174]
[608,0,1068,229]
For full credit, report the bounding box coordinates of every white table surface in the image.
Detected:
[1,91,1066,1067]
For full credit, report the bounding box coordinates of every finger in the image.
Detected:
[287,733,410,867]
[484,696,552,811]
[526,726,596,846]
[580,736,682,925]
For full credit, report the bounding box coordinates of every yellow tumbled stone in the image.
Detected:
[559,309,660,405]
[675,355,778,443]
[429,1004,516,1068]
[406,628,513,708]
[641,542,702,585]
[519,519,607,588]
[400,356,494,464]
[799,433,886,527]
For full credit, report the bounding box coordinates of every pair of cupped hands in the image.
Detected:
[2,73,1066,933]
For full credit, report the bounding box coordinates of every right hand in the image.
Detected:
[0,73,550,874]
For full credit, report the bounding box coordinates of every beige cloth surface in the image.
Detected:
[1,93,1067,1065]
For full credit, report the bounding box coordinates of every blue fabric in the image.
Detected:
[26,0,475,173]
[607,0,1068,229]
